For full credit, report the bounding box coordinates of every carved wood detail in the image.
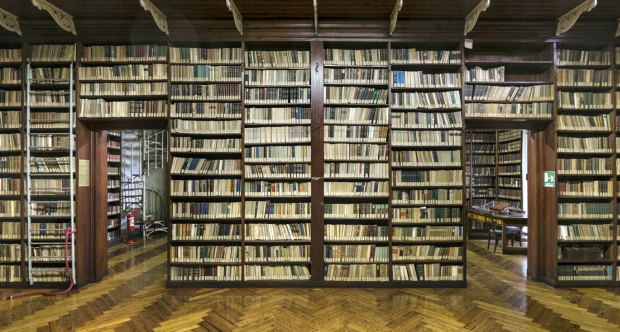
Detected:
[616,18,620,37]
[31,0,76,35]
[0,7,21,35]
[226,0,243,35]
[464,0,489,36]
[556,0,597,36]
[314,0,318,35]
[390,0,402,36]
[139,0,169,35]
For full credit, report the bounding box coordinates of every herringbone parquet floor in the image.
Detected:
[1,237,620,331]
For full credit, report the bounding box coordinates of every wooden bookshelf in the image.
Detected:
[106,130,121,241]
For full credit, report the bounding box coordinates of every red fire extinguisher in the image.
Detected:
[127,210,135,231]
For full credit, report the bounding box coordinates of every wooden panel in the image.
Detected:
[310,41,324,281]
[94,131,108,281]
[76,120,95,286]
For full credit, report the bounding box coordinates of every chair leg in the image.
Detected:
[494,234,499,253]
[511,236,514,247]
[487,232,491,249]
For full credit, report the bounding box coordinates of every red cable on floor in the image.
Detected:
[7,227,77,300]
[123,227,140,244]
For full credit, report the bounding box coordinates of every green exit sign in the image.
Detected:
[544,171,555,188]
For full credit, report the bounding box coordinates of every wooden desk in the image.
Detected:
[467,208,528,255]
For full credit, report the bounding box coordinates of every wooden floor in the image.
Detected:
[2,238,620,332]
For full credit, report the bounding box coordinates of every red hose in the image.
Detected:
[123,227,140,245]
[7,227,77,300]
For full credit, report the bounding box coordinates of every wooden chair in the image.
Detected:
[486,213,521,253]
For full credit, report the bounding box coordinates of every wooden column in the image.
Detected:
[310,40,324,281]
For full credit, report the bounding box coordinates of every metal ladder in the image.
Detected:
[26,62,76,285]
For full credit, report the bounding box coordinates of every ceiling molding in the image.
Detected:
[0,7,21,35]
[556,0,597,36]
[313,0,318,35]
[464,0,489,36]
[226,0,243,35]
[31,0,76,35]
[139,0,169,35]
[390,0,403,36]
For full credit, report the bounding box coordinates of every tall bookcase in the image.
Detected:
[467,130,497,207]
[497,130,523,209]
[106,130,121,241]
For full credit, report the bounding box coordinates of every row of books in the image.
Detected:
[245,87,310,104]
[29,67,70,81]
[170,102,241,118]
[498,177,521,187]
[80,99,167,117]
[0,178,19,195]
[0,244,20,261]
[497,165,520,175]
[30,157,73,173]
[469,143,494,153]
[171,119,241,134]
[391,111,462,129]
[465,66,505,82]
[392,264,463,281]
[556,69,612,86]
[247,245,310,262]
[245,50,310,68]
[0,111,19,128]
[392,71,460,88]
[170,65,242,82]
[170,266,241,281]
[557,265,612,281]
[499,153,521,164]
[465,102,553,118]
[107,140,120,149]
[557,137,610,153]
[557,158,611,175]
[391,130,462,146]
[499,141,521,153]
[324,181,388,196]
[464,84,553,101]
[245,126,311,143]
[171,245,241,263]
[324,225,388,241]
[392,150,461,167]
[0,222,19,238]
[324,107,388,124]
[0,90,21,106]
[324,49,387,66]
[325,68,387,84]
[29,134,73,149]
[80,82,167,96]
[557,180,612,197]
[245,181,310,196]
[32,269,69,282]
[498,131,521,142]
[0,265,21,282]
[324,125,388,142]
[558,92,612,109]
[31,179,73,195]
[325,264,388,281]
[392,170,462,186]
[171,137,240,152]
[471,155,494,165]
[324,162,388,178]
[245,201,311,219]
[393,245,462,260]
[30,112,75,129]
[391,49,461,64]
[557,202,612,219]
[246,164,311,178]
[245,69,309,85]
[170,158,240,175]
[324,87,387,104]
[556,50,611,66]
[0,201,20,217]
[324,203,389,219]
[391,189,463,204]
[245,223,311,240]
[30,223,72,238]
[106,205,120,215]
[392,226,463,241]
[558,224,613,241]
[107,180,120,188]
[170,179,241,196]
[107,193,119,202]
[171,223,240,240]
[246,145,311,162]
[471,178,494,187]
[81,45,166,62]
[78,64,167,80]
[557,114,611,131]
[29,202,72,216]
[326,245,388,262]
[393,207,461,223]
[327,142,389,161]
[498,188,521,199]
[0,68,21,84]
[170,47,242,64]
[466,132,495,143]
[246,107,311,124]
[0,49,21,62]
[172,84,240,100]
[391,91,461,109]
[471,167,495,176]
[472,188,495,198]
[32,45,75,62]
[31,245,69,262]
[245,265,310,280]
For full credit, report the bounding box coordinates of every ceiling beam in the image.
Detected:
[390,0,402,36]
[139,0,169,35]
[556,0,597,36]
[0,7,21,35]
[314,0,318,35]
[464,0,489,36]
[226,0,243,35]
[31,0,76,35]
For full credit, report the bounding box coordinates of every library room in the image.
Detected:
[1,0,620,331]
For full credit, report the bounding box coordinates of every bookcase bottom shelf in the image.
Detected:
[166,280,467,288]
